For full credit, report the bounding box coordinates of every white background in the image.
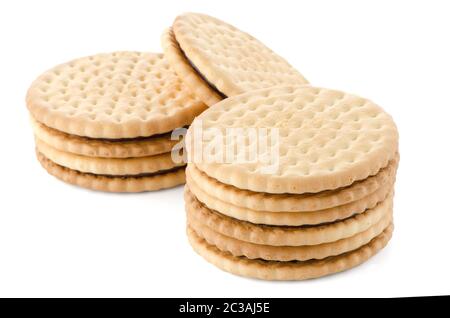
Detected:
[0,0,449,297]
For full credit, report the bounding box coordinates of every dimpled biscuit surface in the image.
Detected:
[27,52,207,138]
[173,13,308,96]
[192,86,399,194]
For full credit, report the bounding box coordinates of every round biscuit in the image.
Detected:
[185,188,393,246]
[37,151,186,192]
[187,224,393,280]
[185,176,394,226]
[190,86,399,194]
[173,13,308,96]
[31,116,177,158]
[186,156,398,213]
[36,138,183,176]
[188,211,392,261]
[161,28,223,106]
[27,52,207,138]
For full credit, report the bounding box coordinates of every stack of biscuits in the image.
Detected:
[26,12,400,280]
[166,14,399,280]
[185,86,399,280]
[27,52,207,192]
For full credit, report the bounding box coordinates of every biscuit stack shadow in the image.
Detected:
[184,86,399,280]
[26,52,207,192]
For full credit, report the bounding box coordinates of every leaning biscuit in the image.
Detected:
[27,51,207,139]
[171,12,308,97]
[187,224,393,280]
[185,188,393,246]
[161,28,223,106]
[37,151,185,192]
